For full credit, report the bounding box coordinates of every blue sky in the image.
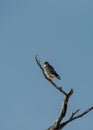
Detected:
[0,0,93,130]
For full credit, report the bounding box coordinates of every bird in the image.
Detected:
[44,61,61,80]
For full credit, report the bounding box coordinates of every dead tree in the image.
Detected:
[35,55,93,130]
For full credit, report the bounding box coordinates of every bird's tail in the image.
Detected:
[55,73,61,80]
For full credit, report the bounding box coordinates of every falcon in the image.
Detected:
[44,61,61,80]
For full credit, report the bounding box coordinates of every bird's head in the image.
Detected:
[44,61,49,67]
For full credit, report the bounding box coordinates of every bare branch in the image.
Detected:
[60,106,93,129]
[35,55,44,72]
[72,106,93,120]
[47,89,73,130]
[55,90,73,124]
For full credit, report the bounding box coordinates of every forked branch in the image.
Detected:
[60,106,93,129]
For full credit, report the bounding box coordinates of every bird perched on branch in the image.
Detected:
[44,61,61,80]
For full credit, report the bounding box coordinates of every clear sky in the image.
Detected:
[0,0,93,130]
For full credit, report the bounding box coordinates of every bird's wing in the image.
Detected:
[49,64,61,79]
[48,64,58,74]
